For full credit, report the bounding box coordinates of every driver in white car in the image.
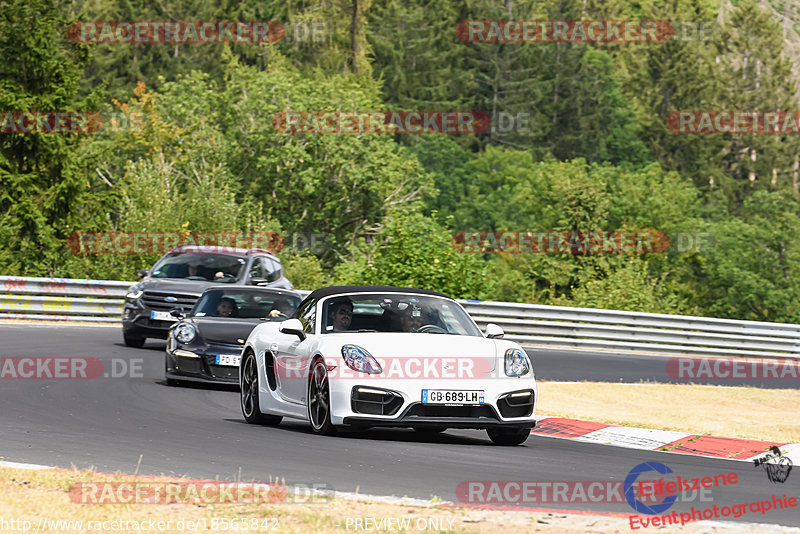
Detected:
[400,304,424,332]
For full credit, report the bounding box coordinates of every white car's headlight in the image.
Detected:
[126,284,143,300]
[174,323,197,344]
[505,348,530,377]
[341,345,382,374]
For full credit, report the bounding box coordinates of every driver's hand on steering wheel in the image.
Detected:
[214,271,224,279]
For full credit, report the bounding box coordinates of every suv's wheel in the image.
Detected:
[487,428,531,446]
[240,350,282,426]
[308,357,336,435]
[123,332,145,348]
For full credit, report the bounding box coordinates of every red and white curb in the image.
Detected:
[532,416,799,464]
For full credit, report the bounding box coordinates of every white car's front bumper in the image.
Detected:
[327,377,537,429]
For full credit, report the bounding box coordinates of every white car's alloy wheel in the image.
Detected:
[241,350,282,426]
[308,358,336,435]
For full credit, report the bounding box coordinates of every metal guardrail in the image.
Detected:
[1,276,798,358]
[0,276,128,321]
[461,300,800,359]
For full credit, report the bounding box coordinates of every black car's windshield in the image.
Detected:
[150,253,246,282]
[320,293,482,336]
[192,289,301,320]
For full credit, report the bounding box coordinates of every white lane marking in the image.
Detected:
[0,460,54,470]
[573,426,694,450]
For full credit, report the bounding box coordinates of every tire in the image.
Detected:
[166,377,181,387]
[123,332,146,348]
[240,350,282,426]
[487,428,531,446]
[307,357,336,435]
[413,426,447,435]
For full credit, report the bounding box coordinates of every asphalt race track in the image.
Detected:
[1,324,798,526]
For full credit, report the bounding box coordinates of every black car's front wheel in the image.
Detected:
[308,357,336,435]
[240,350,282,426]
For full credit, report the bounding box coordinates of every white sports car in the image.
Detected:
[239,286,537,445]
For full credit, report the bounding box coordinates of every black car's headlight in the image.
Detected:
[504,348,530,377]
[126,283,143,300]
[341,345,382,374]
[174,322,197,344]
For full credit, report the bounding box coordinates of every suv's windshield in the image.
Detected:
[320,293,482,336]
[150,254,246,282]
[192,290,301,319]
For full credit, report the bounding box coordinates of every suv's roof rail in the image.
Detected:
[247,248,274,255]
[167,242,201,252]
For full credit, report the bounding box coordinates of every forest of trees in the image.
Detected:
[2,0,800,323]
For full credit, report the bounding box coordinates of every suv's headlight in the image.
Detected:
[505,348,530,377]
[341,345,382,374]
[126,283,143,300]
[174,323,196,344]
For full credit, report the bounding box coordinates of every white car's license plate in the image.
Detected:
[150,311,177,322]
[216,354,241,366]
[422,389,484,405]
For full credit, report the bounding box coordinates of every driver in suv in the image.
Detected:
[121,244,293,347]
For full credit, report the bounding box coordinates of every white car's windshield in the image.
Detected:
[150,253,246,282]
[320,293,482,336]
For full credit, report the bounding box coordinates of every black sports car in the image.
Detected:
[165,286,302,386]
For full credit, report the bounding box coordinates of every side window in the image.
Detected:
[264,258,281,282]
[296,299,317,334]
[248,258,265,284]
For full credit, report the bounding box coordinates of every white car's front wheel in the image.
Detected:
[308,357,336,435]
[240,350,282,426]
[487,427,530,446]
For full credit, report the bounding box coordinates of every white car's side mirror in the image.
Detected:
[279,318,306,341]
[485,323,504,339]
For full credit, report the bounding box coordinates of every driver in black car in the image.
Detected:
[267,299,293,318]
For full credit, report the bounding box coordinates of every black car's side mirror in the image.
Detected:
[250,277,268,286]
[138,269,150,278]
[169,307,185,319]
[279,318,306,341]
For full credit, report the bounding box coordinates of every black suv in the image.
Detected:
[121,245,293,347]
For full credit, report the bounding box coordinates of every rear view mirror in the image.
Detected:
[138,269,149,278]
[279,318,306,341]
[169,308,184,319]
[485,323,504,339]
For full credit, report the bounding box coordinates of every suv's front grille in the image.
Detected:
[141,291,199,311]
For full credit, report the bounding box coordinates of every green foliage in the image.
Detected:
[3,0,800,324]
[334,211,494,299]
[0,0,98,276]
[278,251,328,290]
